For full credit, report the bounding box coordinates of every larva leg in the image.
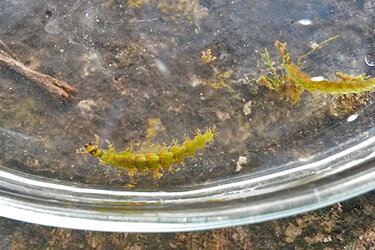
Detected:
[94,134,100,148]
[127,168,136,177]
[76,148,87,154]
[171,139,179,146]
[105,165,111,176]
[152,169,163,179]
[167,166,174,172]
[106,139,115,152]
[179,161,185,168]
[138,169,148,176]
[125,141,136,152]
[336,73,365,81]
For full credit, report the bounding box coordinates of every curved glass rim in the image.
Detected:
[1,129,375,232]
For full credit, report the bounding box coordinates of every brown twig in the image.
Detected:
[0,40,17,59]
[0,49,75,99]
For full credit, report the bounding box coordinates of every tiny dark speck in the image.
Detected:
[45,10,53,18]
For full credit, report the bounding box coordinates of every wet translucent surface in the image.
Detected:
[1,0,375,189]
[0,1,375,230]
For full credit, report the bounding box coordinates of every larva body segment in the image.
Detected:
[171,144,186,162]
[77,125,216,177]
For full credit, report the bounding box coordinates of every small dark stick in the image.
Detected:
[0,50,75,99]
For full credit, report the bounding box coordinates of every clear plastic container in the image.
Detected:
[1,0,375,232]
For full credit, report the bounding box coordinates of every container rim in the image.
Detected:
[1,128,375,232]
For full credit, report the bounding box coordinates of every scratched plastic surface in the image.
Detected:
[0,0,374,191]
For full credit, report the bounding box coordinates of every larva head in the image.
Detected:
[76,134,102,156]
[79,134,102,157]
[84,142,101,156]
[203,124,217,142]
[76,142,101,156]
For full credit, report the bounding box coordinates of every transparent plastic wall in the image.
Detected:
[0,0,375,231]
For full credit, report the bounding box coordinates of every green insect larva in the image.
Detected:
[77,125,217,178]
[276,41,375,94]
[259,37,375,103]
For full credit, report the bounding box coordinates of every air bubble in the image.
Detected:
[296,19,312,25]
[365,54,375,67]
[347,114,358,122]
